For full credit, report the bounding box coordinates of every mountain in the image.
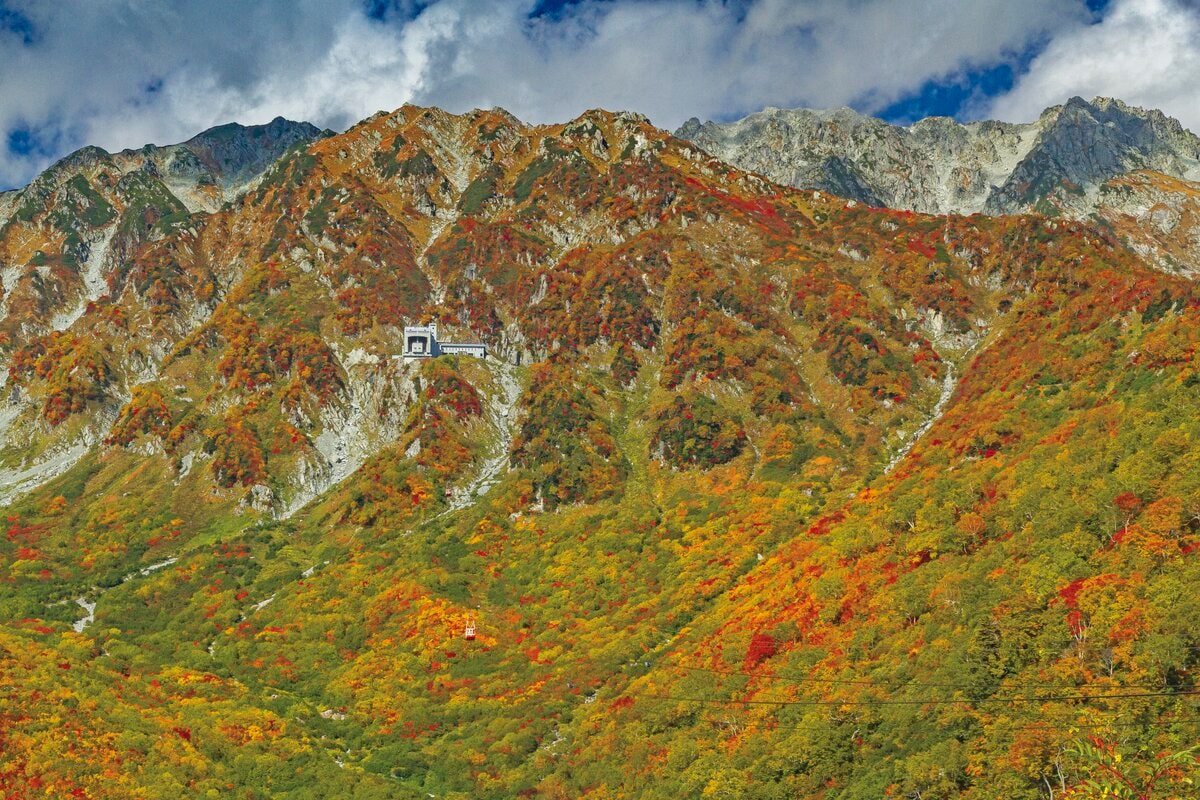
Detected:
[0,117,328,500]
[677,96,1200,215]
[0,104,1199,799]
[115,116,332,213]
[678,96,1200,277]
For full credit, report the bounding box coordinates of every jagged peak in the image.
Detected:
[717,105,897,135]
[101,117,327,158]
[673,94,1200,217]
[557,108,655,143]
[393,103,460,125]
[567,107,650,127]
[358,105,529,138]
[1034,95,1199,144]
[1087,96,1193,133]
[1090,95,1130,111]
[906,114,961,129]
[1044,95,1165,123]
[676,117,704,138]
[16,144,115,194]
[691,96,1194,139]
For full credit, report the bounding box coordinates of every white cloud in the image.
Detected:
[400,0,1084,127]
[0,0,1088,188]
[986,0,1200,131]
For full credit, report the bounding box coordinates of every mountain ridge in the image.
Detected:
[677,95,1200,216]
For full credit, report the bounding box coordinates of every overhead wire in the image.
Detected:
[1007,715,1200,732]
[659,659,1189,693]
[622,687,1200,708]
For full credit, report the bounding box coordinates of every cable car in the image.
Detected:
[464,617,477,641]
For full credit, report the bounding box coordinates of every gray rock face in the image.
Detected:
[119,117,332,212]
[1094,171,1200,277]
[178,116,330,188]
[677,97,1200,217]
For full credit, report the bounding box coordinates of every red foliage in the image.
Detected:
[203,414,267,488]
[905,237,937,260]
[107,386,172,446]
[1057,578,1088,609]
[1113,491,1143,514]
[744,633,778,668]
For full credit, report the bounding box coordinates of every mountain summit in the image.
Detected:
[176,116,331,192]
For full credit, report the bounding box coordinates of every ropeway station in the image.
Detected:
[401,322,486,360]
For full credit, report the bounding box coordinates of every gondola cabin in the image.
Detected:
[464,618,477,641]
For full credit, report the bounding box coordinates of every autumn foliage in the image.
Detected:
[0,105,1199,800]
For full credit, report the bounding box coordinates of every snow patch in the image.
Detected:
[82,226,116,301]
[137,557,178,577]
[50,226,117,332]
[251,594,276,613]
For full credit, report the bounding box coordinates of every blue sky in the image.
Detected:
[0,0,1197,189]
[878,0,1114,122]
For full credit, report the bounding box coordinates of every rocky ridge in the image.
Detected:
[677,96,1200,217]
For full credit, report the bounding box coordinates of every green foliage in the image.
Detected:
[511,359,626,507]
[114,170,190,239]
[459,166,502,215]
[302,186,339,236]
[36,173,119,232]
[511,139,588,203]
[652,393,746,469]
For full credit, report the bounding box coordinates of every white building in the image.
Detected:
[402,322,486,360]
[438,341,487,358]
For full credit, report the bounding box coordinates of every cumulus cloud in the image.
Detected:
[0,0,1087,188]
[403,0,1083,126]
[985,0,1200,130]
[0,0,425,186]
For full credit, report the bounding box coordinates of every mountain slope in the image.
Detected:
[0,106,1198,799]
[176,116,330,195]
